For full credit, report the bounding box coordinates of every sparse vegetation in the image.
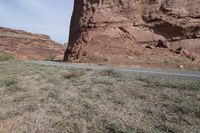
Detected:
[99,69,120,77]
[2,77,25,92]
[136,76,200,91]
[0,54,15,61]
[0,61,199,132]
[62,69,85,79]
[13,95,28,103]
[23,102,39,112]
[105,122,136,133]
[52,118,69,132]
[48,89,60,101]
[85,68,93,71]
[4,77,18,86]
[45,54,56,61]
[0,111,19,122]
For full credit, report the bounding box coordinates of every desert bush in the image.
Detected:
[45,55,56,61]
[0,54,15,61]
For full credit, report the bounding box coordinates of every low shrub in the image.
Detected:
[0,54,15,61]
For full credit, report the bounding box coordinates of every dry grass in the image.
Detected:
[99,69,121,77]
[136,76,200,91]
[62,69,85,79]
[0,60,200,133]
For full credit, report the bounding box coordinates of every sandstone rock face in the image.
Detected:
[0,27,65,60]
[64,0,200,68]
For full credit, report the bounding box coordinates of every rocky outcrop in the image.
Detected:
[0,27,65,60]
[64,0,200,68]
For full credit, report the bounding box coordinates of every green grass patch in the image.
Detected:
[0,111,20,122]
[2,77,25,92]
[4,78,18,86]
[0,54,15,61]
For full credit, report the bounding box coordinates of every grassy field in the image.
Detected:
[0,60,200,133]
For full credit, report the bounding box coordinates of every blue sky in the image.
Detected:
[0,0,73,43]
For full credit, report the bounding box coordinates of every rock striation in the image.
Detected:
[64,0,200,68]
[0,27,65,60]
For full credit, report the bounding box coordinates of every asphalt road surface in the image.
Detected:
[27,60,200,80]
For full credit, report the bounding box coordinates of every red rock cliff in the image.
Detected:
[64,0,200,67]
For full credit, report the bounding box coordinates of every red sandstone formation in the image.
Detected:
[0,27,65,60]
[64,0,200,69]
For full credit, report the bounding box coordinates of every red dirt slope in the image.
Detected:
[0,27,65,60]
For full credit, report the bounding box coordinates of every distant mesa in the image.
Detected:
[0,27,66,60]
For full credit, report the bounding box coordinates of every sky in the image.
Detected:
[0,0,74,43]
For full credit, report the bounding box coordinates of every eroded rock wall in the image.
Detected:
[64,0,200,67]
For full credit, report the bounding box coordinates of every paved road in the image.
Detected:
[27,60,200,79]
